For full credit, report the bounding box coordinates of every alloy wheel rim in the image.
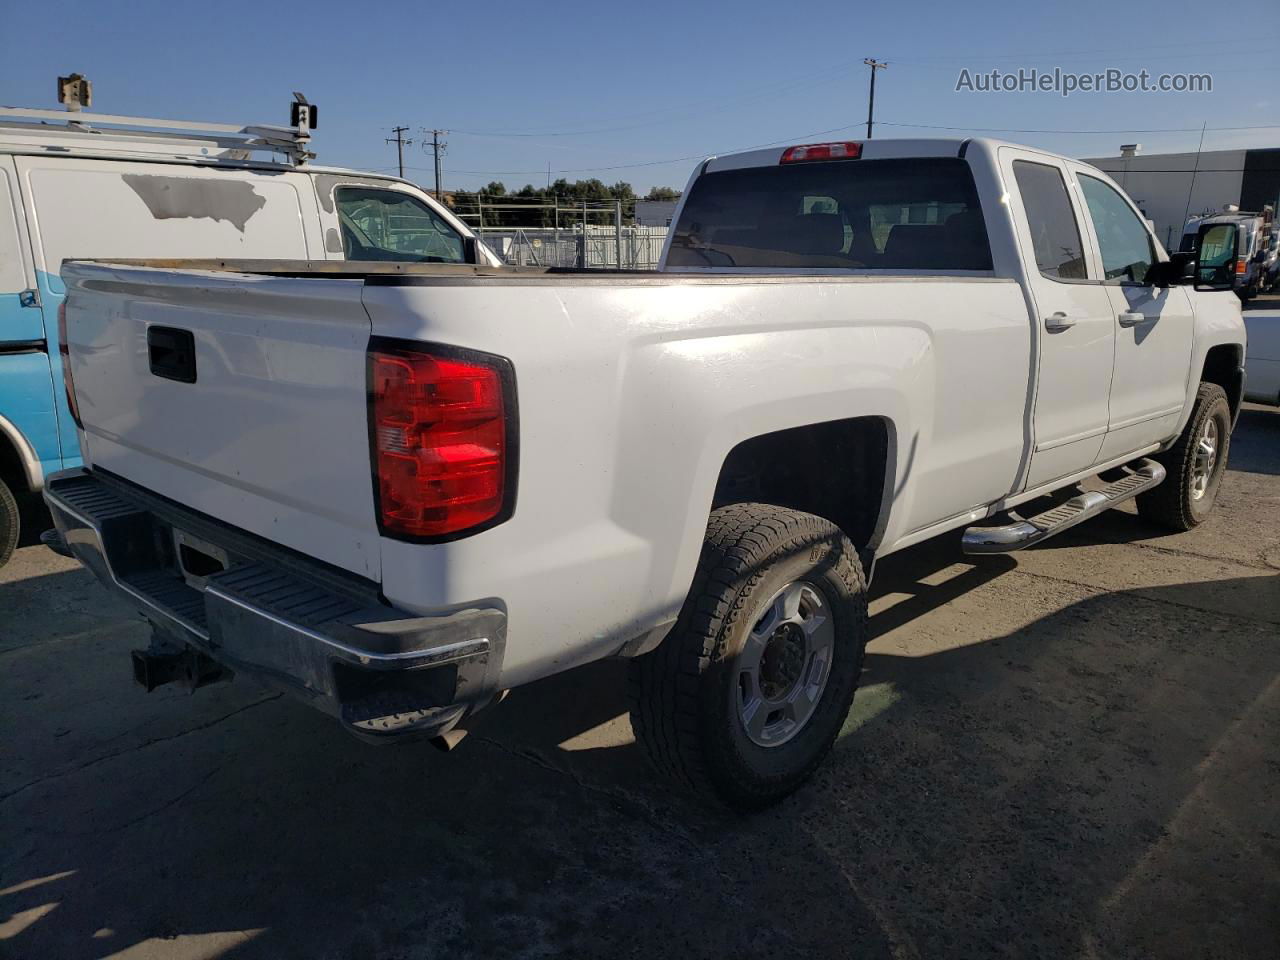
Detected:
[1191,416,1219,501]
[735,580,835,748]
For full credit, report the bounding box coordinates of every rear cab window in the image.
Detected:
[666,157,992,271]
[335,187,465,263]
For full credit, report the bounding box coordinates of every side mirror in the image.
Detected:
[1193,222,1239,291]
[463,236,482,265]
[1145,254,1194,287]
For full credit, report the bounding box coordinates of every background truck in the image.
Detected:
[0,99,498,566]
[46,137,1246,809]
[1243,305,1280,406]
[1180,205,1275,301]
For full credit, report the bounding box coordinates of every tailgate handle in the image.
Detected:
[147,326,197,383]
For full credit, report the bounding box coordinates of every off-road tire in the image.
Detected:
[628,503,868,810]
[1137,383,1231,531]
[0,476,19,569]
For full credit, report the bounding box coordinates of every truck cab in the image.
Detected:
[0,102,497,566]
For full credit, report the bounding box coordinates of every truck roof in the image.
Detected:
[1187,212,1264,226]
[700,136,1066,174]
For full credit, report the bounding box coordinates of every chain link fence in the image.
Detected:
[474,225,669,270]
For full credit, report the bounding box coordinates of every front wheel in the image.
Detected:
[628,503,868,810]
[1137,383,1231,531]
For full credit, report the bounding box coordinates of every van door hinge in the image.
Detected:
[18,289,41,308]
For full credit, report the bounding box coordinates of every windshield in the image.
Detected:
[1196,222,1238,285]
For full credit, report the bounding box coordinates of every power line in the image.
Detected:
[1181,122,1210,232]
[444,64,853,139]
[885,37,1262,61]
[358,119,1278,183]
[415,121,868,177]
[426,45,1274,144]
[876,120,1280,134]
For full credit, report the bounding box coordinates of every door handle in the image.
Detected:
[1117,311,1148,327]
[1044,311,1076,331]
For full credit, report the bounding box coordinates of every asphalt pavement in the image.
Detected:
[2,406,1278,960]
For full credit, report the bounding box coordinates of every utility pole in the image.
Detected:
[863,59,888,139]
[421,129,448,200]
[386,126,412,179]
[615,199,623,270]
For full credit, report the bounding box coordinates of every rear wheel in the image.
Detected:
[0,476,19,569]
[628,503,868,810]
[1137,383,1231,531]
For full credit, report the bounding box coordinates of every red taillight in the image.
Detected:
[368,341,513,540]
[780,141,863,164]
[57,300,83,429]
[1235,259,1247,275]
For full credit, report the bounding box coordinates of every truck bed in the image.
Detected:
[81,258,1005,284]
[60,256,1030,687]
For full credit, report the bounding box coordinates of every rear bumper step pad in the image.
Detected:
[43,468,505,740]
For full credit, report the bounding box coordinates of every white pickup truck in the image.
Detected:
[46,137,1246,809]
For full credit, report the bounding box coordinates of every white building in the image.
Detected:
[1083,146,1280,251]
[634,200,678,227]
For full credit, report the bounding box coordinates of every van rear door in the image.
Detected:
[16,156,323,463]
[0,154,59,485]
[17,156,320,299]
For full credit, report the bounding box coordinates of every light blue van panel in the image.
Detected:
[0,349,61,480]
[34,269,80,468]
[0,290,46,341]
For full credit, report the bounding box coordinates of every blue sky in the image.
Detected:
[2,0,1275,194]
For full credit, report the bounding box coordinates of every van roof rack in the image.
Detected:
[0,105,316,166]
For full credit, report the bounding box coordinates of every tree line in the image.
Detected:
[446,179,681,228]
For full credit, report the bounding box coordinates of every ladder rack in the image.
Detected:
[0,106,315,165]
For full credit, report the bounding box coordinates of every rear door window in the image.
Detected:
[666,157,992,271]
[336,187,465,263]
[1011,161,1087,281]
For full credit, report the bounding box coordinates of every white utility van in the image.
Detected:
[0,99,497,566]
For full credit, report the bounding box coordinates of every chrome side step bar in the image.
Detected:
[962,458,1166,555]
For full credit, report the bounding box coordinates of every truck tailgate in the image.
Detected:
[62,264,381,579]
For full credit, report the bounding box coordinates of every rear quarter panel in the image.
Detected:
[362,275,1030,687]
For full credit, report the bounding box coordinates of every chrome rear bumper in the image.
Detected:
[44,469,505,740]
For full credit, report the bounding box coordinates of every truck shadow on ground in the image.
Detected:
[1229,405,1280,476]
[14,491,51,550]
[4,530,1277,959]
